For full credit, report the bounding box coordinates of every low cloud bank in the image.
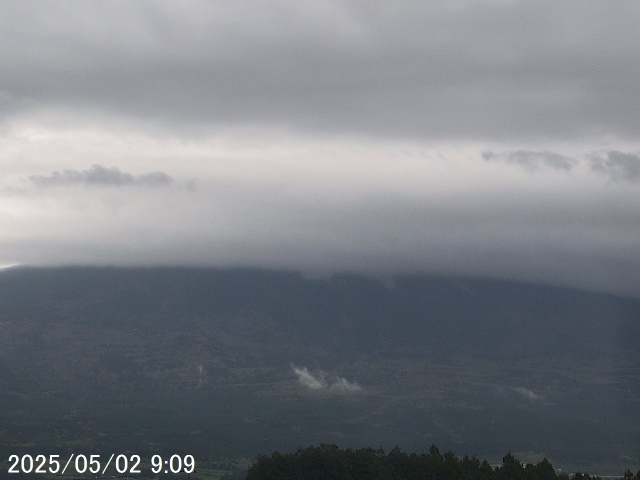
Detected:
[483,149,640,183]
[292,365,361,393]
[482,150,577,171]
[29,164,174,188]
[589,151,640,183]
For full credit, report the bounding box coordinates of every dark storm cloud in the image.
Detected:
[1,1,640,140]
[29,164,174,187]
[589,151,640,183]
[482,150,577,172]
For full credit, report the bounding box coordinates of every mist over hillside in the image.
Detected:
[0,267,638,473]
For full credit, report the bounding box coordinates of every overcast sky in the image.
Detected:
[1,1,639,297]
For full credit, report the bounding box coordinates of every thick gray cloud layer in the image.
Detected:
[2,1,640,141]
[0,1,639,297]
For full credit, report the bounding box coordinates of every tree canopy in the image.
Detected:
[245,444,640,480]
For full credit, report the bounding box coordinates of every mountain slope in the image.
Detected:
[0,267,638,472]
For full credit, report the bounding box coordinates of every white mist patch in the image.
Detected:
[291,365,361,393]
[513,387,543,402]
[330,376,362,393]
[292,366,326,390]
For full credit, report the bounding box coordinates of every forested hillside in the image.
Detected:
[246,445,640,480]
[0,267,638,473]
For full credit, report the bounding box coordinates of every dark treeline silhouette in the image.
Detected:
[245,444,640,480]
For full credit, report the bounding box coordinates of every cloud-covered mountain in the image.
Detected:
[1,2,639,299]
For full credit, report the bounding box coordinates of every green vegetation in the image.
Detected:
[246,444,640,480]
